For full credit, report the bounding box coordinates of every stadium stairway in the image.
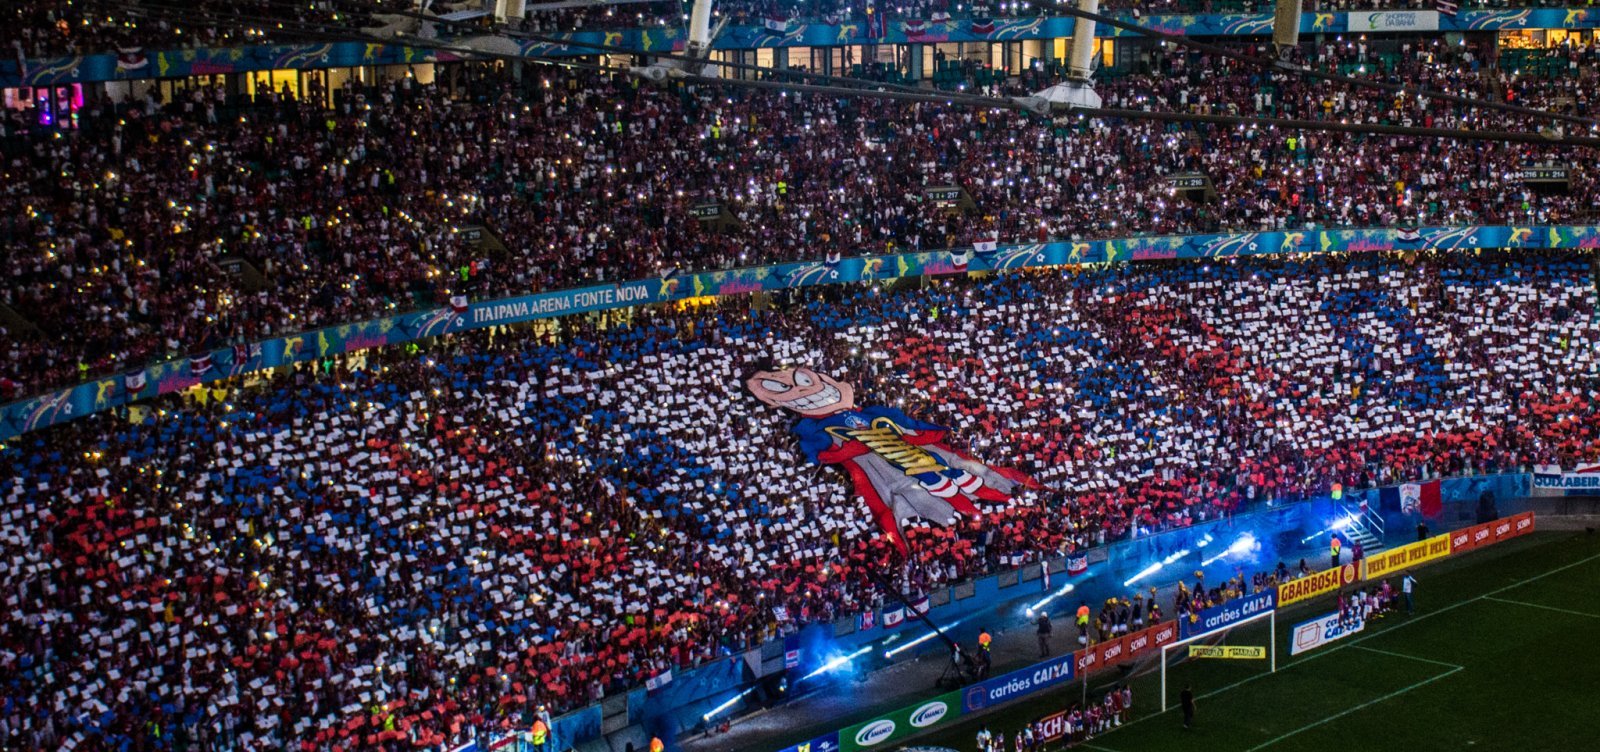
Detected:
[1338,500,1385,553]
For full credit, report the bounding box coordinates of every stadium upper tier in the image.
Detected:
[3,48,1597,400]
[1,249,1596,751]
[9,0,1600,57]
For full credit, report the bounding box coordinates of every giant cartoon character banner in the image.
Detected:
[746,365,1033,552]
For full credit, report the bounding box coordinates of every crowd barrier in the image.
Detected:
[6,9,1600,87]
[768,508,1539,752]
[6,225,1599,440]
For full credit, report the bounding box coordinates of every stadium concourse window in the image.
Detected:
[1,85,83,129]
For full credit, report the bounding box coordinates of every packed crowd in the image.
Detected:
[2,249,1598,749]
[5,42,1598,395]
[2,0,419,58]
[7,0,1598,53]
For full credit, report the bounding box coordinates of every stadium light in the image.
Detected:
[1122,561,1164,588]
[1025,583,1076,616]
[883,617,970,660]
[702,686,757,723]
[798,645,874,683]
[1201,532,1256,567]
[1302,515,1358,543]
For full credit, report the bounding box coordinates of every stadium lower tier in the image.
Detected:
[1,249,1598,750]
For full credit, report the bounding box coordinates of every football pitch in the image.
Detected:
[911,530,1600,752]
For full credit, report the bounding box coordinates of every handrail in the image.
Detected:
[3,225,1598,441]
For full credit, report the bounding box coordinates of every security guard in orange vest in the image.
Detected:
[1330,535,1343,569]
[529,719,549,750]
[975,628,993,678]
[650,736,665,752]
[1076,602,1091,645]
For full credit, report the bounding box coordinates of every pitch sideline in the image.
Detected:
[1086,547,1600,741]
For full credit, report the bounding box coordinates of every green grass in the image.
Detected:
[910,531,1600,752]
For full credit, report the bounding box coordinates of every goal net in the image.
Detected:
[1159,607,1277,711]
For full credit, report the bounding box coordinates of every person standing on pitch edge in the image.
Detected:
[1402,573,1418,614]
[1180,685,1196,730]
[1036,613,1053,658]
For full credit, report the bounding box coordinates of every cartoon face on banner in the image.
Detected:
[1399,483,1420,515]
[745,364,1033,552]
[746,366,856,417]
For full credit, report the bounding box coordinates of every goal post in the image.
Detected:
[1159,607,1277,711]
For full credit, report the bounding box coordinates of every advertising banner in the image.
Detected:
[1468,521,1496,550]
[1361,534,1451,581]
[1124,627,1154,659]
[1278,563,1361,607]
[841,691,962,752]
[1289,611,1366,656]
[1150,621,1178,649]
[961,653,1076,713]
[1531,463,1600,491]
[1181,590,1277,638]
[1450,525,1478,554]
[1493,516,1520,543]
[1512,511,1536,538]
[1036,709,1070,744]
[777,732,840,752]
[1349,10,1441,30]
[1074,646,1098,676]
[1096,635,1127,667]
[1451,512,1534,557]
[1188,645,1267,659]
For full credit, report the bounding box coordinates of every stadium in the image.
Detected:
[2,0,1599,750]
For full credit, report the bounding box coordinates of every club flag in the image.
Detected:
[1417,479,1442,518]
[1436,0,1459,16]
[190,354,212,375]
[930,10,952,22]
[1066,554,1089,576]
[904,18,933,41]
[1400,480,1442,517]
[784,634,801,669]
[645,670,673,691]
[970,17,996,34]
[763,15,790,33]
[1378,485,1401,513]
[858,610,876,632]
[908,595,930,617]
[116,47,149,71]
[450,295,469,313]
[232,342,262,367]
[1396,226,1421,243]
[882,606,905,628]
[973,239,998,253]
[124,371,147,393]
[866,7,887,38]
